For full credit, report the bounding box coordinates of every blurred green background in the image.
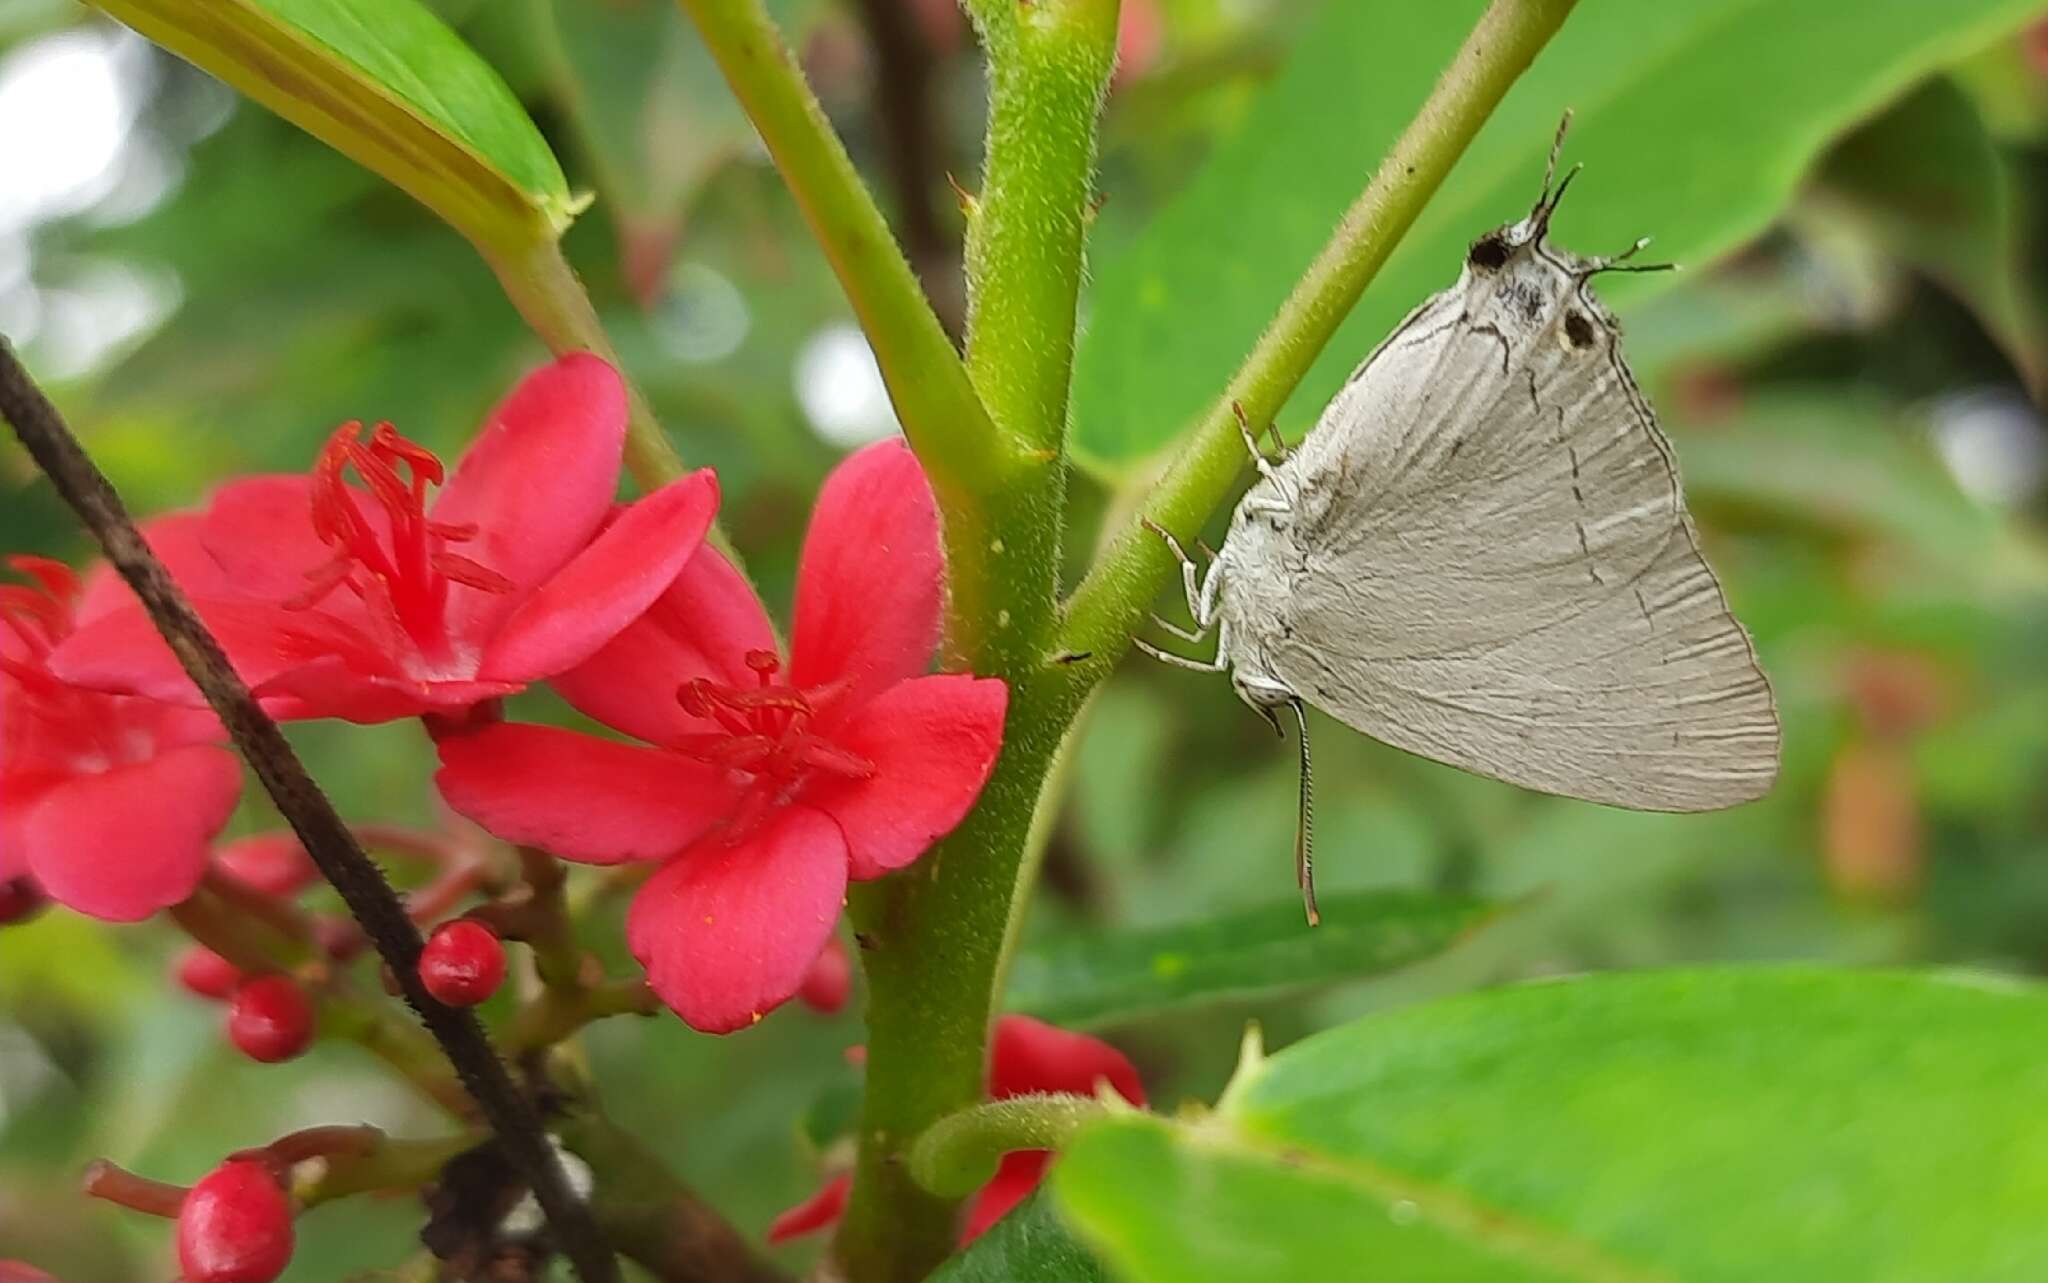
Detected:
[3,0,2047,1278]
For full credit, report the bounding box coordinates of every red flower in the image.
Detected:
[963,1016,1147,1239]
[436,439,1006,1032]
[1,540,240,922]
[53,356,719,724]
[769,1015,1145,1246]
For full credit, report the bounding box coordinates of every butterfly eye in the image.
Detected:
[1467,234,1510,270]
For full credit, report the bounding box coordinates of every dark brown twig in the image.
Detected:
[0,341,619,1283]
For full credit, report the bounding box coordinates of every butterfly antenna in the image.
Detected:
[1532,110,1580,236]
[1585,235,1676,277]
[1289,698,1320,927]
[1541,110,1572,192]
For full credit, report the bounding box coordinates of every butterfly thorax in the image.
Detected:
[1214,475,1308,710]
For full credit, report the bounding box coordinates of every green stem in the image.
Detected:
[837,3,1577,1279]
[480,236,686,493]
[1059,0,1582,665]
[298,1131,480,1208]
[960,0,1120,456]
[670,0,1012,509]
[834,5,1121,1280]
[505,979,659,1056]
[908,1094,1110,1198]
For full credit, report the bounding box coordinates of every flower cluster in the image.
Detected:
[9,354,1017,1280]
[1,536,239,921]
[7,354,1006,1034]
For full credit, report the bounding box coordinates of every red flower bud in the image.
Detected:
[176,946,244,1000]
[0,878,45,926]
[176,1160,295,1283]
[311,915,365,963]
[226,976,314,1063]
[797,937,851,1014]
[417,920,505,1007]
[214,834,316,898]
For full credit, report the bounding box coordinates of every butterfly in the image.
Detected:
[1137,118,1781,924]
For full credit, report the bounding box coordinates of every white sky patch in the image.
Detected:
[0,27,147,235]
[654,260,749,364]
[794,323,899,448]
[31,259,180,379]
[1930,386,2047,508]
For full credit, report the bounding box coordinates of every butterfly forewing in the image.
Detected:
[1230,234,1779,811]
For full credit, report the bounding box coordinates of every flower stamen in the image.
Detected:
[294,421,512,665]
[669,652,876,826]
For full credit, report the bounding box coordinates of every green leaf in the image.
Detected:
[533,0,812,295]
[1071,0,2048,472]
[929,1192,1109,1283]
[92,0,575,252]
[1057,968,2048,1281]
[1677,392,2010,571]
[1817,76,2046,390]
[1006,890,1502,1027]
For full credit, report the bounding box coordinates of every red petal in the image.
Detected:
[76,512,224,623]
[805,675,1007,881]
[433,355,627,640]
[626,806,847,1033]
[247,661,518,724]
[551,546,778,746]
[22,745,241,922]
[436,723,736,865]
[960,1152,1049,1244]
[766,1173,850,1244]
[989,1015,1145,1105]
[198,475,356,600]
[789,439,942,694]
[51,599,395,714]
[478,471,719,683]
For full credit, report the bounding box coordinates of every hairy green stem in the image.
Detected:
[960,0,1120,456]
[670,0,1012,511]
[1059,0,1582,665]
[908,1094,1110,1198]
[834,4,1120,1280]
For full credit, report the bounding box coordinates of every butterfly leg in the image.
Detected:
[1140,517,1213,626]
[1149,613,1208,644]
[1232,401,1302,508]
[1231,401,1279,473]
[1133,636,1227,673]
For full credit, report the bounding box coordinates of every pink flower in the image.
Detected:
[768,1015,1146,1245]
[436,439,1007,1032]
[1,543,240,922]
[54,356,719,724]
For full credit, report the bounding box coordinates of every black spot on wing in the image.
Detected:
[1468,233,1510,270]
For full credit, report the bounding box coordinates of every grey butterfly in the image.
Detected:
[1138,120,1781,924]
